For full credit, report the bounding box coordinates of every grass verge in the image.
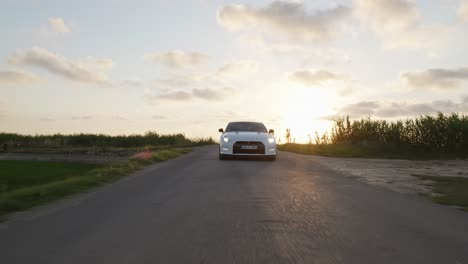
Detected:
[0,148,191,218]
[413,174,468,211]
[278,143,453,160]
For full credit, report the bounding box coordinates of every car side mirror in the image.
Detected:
[269,129,274,134]
[218,128,224,133]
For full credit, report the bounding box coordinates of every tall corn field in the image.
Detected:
[327,113,468,155]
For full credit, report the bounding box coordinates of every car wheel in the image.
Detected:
[268,156,276,161]
[219,153,225,160]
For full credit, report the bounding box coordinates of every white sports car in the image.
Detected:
[218,121,277,161]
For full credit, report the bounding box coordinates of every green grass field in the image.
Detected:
[413,175,468,211]
[0,148,191,218]
[0,160,102,192]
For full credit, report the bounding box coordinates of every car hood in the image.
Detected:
[222,131,272,141]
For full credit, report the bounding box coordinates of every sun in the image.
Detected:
[279,88,335,143]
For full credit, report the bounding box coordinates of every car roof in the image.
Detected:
[228,121,264,124]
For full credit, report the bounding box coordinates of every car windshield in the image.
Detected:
[226,122,267,132]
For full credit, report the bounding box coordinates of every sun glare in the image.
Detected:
[279,88,335,143]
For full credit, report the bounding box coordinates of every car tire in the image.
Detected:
[219,153,225,160]
[268,156,276,161]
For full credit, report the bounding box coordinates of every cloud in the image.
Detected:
[217,1,351,42]
[152,115,167,120]
[152,75,195,88]
[355,0,418,32]
[150,70,234,101]
[329,97,468,119]
[147,50,209,68]
[379,100,468,117]
[121,78,143,87]
[401,67,468,89]
[0,70,42,85]
[9,47,111,86]
[459,0,468,22]
[289,70,347,86]
[152,69,236,92]
[48,17,71,34]
[338,101,379,117]
[109,115,127,121]
[193,87,232,100]
[151,61,257,93]
[155,90,193,101]
[39,117,56,121]
[239,34,308,54]
[145,87,232,102]
[337,87,354,96]
[375,102,413,118]
[239,34,352,66]
[71,115,93,120]
[217,60,258,76]
[288,69,357,95]
[78,57,114,71]
[354,0,448,50]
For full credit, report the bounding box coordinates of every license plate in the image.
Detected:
[241,145,258,150]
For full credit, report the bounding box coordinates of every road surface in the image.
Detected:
[1,146,468,264]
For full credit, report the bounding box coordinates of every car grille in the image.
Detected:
[233,141,265,154]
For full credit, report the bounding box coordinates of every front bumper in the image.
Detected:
[219,142,277,156]
[220,154,277,160]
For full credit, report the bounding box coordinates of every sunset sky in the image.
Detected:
[1,0,468,142]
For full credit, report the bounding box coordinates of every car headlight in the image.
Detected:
[268,137,275,143]
[223,137,230,143]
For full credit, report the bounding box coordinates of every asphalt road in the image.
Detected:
[1,145,468,264]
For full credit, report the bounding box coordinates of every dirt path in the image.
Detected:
[308,156,468,195]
